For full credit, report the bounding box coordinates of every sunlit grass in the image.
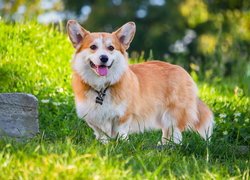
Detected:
[0,21,249,179]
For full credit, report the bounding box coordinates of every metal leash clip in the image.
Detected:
[95,87,108,105]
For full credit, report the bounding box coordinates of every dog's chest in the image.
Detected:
[76,90,127,132]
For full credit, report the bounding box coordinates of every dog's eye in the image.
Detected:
[108,45,114,51]
[90,45,97,50]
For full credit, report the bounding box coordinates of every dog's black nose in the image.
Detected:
[99,55,109,63]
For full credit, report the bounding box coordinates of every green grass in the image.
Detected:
[0,21,249,179]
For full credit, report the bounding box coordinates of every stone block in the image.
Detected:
[0,93,39,138]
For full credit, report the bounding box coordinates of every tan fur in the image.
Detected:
[72,72,89,102]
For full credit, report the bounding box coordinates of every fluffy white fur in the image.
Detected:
[75,89,128,143]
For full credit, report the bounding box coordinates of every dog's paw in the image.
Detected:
[100,139,109,144]
[118,133,129,141]
[157,141,164,146]
[98,136,109,144]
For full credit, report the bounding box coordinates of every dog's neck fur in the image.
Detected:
[80,67,139,105]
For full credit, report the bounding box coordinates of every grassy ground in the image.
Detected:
[0,21,249,179]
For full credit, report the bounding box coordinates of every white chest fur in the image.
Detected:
[75,89,127,137]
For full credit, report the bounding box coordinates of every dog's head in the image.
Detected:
[67,20,136,89]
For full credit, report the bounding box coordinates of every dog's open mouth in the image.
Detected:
[90,61,113,76]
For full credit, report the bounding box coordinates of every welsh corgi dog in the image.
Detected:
[67,20,214,144]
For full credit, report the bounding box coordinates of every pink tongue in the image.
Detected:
[97,66,108,76]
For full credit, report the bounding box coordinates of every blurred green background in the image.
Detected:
[0,2,249,178]
[1,0,250,90]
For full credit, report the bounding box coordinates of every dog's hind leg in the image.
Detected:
[161,127,182,144]
[160,112,183,144]
[195,99,214,140]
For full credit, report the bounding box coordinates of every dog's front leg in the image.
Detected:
[116,119,131,141]
[87,122,109,144]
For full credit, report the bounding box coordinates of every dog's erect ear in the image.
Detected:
[113,22,136,50]
[67,20,90,49]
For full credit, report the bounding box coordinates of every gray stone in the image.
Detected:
[0,93,39,138]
